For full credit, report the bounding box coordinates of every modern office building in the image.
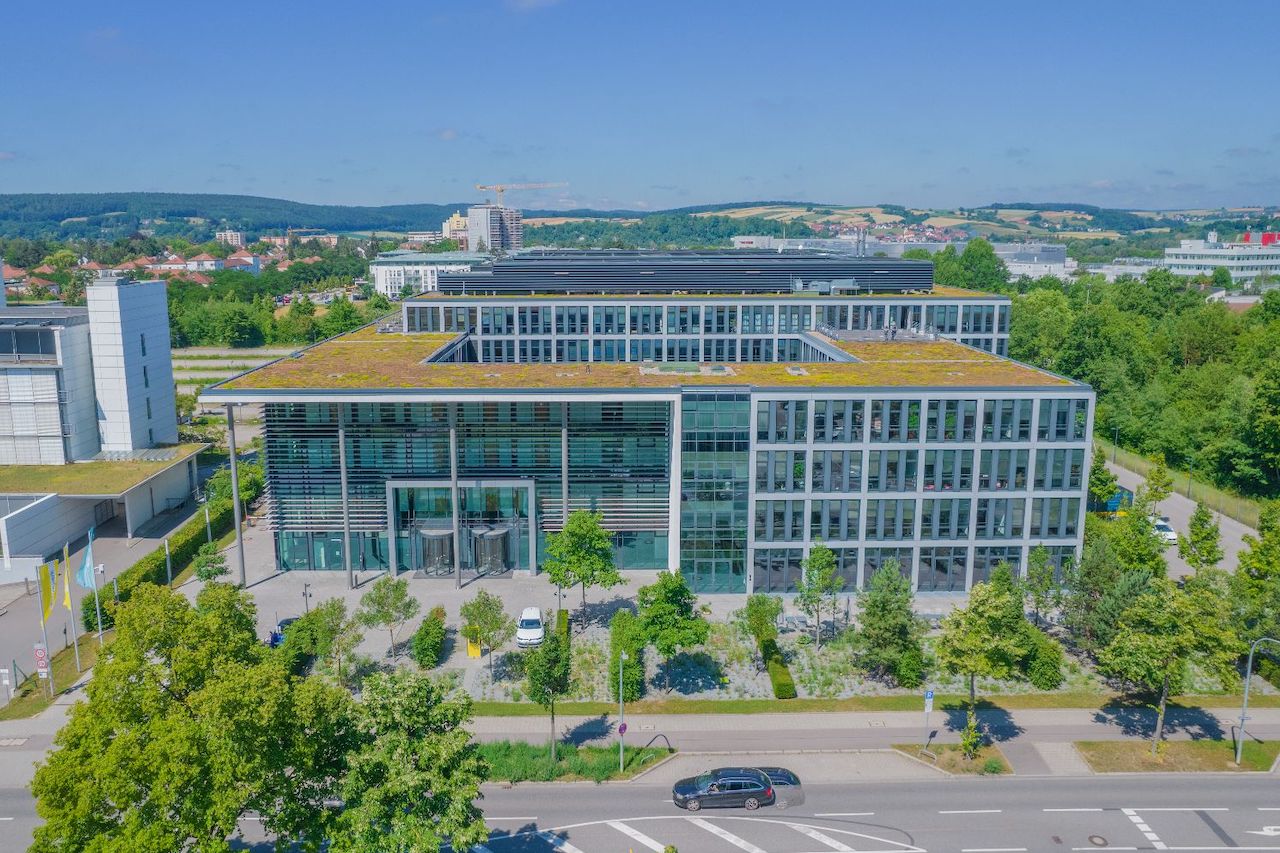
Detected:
[1164,232,1280,283]
[467,204,523,253]
[203,255,1090,594]
[0,271,197,580]
[369,250,488,299]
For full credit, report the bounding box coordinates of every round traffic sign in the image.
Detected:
[618,722,628,735]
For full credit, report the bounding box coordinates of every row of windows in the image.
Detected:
[752,497,1081,541]
[756,399,1088,444]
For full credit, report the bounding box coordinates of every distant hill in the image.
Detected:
[0,193,474,240]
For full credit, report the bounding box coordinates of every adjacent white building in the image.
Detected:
[1164,232,1280,283]
[215,229,246,247]
[369,250,487,299]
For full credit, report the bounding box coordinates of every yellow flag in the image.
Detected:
[61,546,73,612]
[37,562,54,624]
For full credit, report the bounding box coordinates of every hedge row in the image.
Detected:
[760,638,796,700]
[411,605,448,669]
[609,610,646,702]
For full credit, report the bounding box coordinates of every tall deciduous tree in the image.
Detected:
[356,575,421,659]
[796,542,842,648]
[1088,451,1119,507]
[1178,502,1224,573]
[459,589,516,675]
[31,583,354,852]
[1098,576,1241,754]
[1024,545,1060,625]
[1144,456,1174,506]
[1230,502,1280,644]
[855,560,925,686]
[544,510,622,615]
[524,630,572,761]
[334,670,489,853]
[738,593,783,646]
[936,564,1034,705]
[637,572,709,687]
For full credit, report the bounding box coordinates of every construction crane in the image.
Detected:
[474,181,566,207]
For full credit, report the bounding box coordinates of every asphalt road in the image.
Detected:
[468,775,1280,852]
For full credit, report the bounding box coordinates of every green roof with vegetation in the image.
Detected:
[408,283,997,301]
[0,444,205,496]
[214,328,1073,393]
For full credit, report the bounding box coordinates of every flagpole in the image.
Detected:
[35,566,54,698]
[62,546,81,675]
[91,564,104,647]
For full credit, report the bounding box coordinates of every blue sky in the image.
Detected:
[1,0,1277,211]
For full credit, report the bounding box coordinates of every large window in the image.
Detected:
[867,449,918,491]
[1038,399,1089,441]
[920,498,971,539]
[755,400,808,443]
[865,499,916,540]
[811,450,862,492]
[869,400,920,442]
[754,499,805,541]
[753,548,802,592]
[755,450,806,492]
[813,399,865,443]
[863,547,913,588]
[975,498,1026,539]
[809,499,860,541]
[592,306,626,335]
[918,546,967,591]
[981,399,1033,441]
[979,449,1029,490]
[555,306,588,335]
[922,449,973,491]
[1029,498,1081,538]
[925,400,977,442]
[1034,448,1085,490]
[973,546,1023,583]
[518,307,552,335]
[629,306,663,335]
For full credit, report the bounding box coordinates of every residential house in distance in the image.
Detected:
[441,210,469,249]
[223,249,262,275]
[215,229,246,247]
[187,253,224,272]
[0,272,201,581]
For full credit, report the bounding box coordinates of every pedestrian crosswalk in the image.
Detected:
[472,815,926,853]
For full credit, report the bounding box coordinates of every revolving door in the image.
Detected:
[389,480,534,577]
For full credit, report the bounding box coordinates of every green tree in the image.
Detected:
[459,589,516,675]
[356,575,421,659]
[1211,265,1233,290]
[333,670,488,853]
[524,629,572,761]
[636,572,709,686]
[1178,502,1224,573]
[855,560,925,686]
[796,542,842,647]
[1144,456,1174,506]
[738,593,783,646]
[1098,576,1241,754]
[1229,502,1280,644]
[193,542,229,581]
[1024,545,1059,625]
[1009,288,1074,370]
[1107,488,1170,577]
[1088,451,1119,506]
[959,238,1010,292]
[320,296,364,338]
[31,583,354,852]
[609,608,646,702]
[544,510,622,615]
[936,564,1034,705]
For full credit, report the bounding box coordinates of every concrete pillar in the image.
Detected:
[226,404,247,587]
[450,420,461,589]
[338,422,353,589]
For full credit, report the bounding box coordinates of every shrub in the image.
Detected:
[738,594,782,645]
[277,599,346,675]
[1258,656,1280,690]
[1026,630,1065,690]
[893,644,926,689]
[760,638,797,700]
[411,609,447,669]
[959,709,984,759]
[193,543,228,581]
[556,608,570,638]
[981,757,1005,775]
[609,609,646,702]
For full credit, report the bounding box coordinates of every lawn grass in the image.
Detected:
[894,743,1010,775]
[477,739,671,782]
[1076,739,1280,773]
[0,630,113,721]
[471,691,1279,717]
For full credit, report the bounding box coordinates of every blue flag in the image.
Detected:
[76,527,95,590]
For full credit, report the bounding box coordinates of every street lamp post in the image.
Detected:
[1112,426,1119,462]
[1236,636,1280,765]
[303,582,311,614]
[1187,458,1195,499]
[619,650,628,773]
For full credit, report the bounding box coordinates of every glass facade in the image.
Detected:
[679,393,750,593]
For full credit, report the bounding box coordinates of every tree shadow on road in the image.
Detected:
[1092,699,1227,740]
[578,595,635,630]
[941,701,1026,743]
[563,713,613,746]
[657,651,724,695]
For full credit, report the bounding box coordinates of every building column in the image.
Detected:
[450,421,461,590]
[560,403,569,528]
[666,398,681,574]
[226,404,247,587]
[338,422,353,589]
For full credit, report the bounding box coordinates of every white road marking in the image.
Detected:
[536,831,585,853]
[940,809,1002,814]
[1133,807,1228,812]
[689,817,770,853]
[0,817,14,821]
[1262,808,1280,811]
[787,822,858,851]
[607,820,665,852]
[1044,807,1104,812]
[814,812,875,817]
[1122,808,1167,851]
[961,848,1027,852]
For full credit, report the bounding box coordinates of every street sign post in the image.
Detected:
[34,643,49,681]
[0,667,10,701]
[922,689,935,757]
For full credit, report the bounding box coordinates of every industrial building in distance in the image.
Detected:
[204,251,1092,595]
